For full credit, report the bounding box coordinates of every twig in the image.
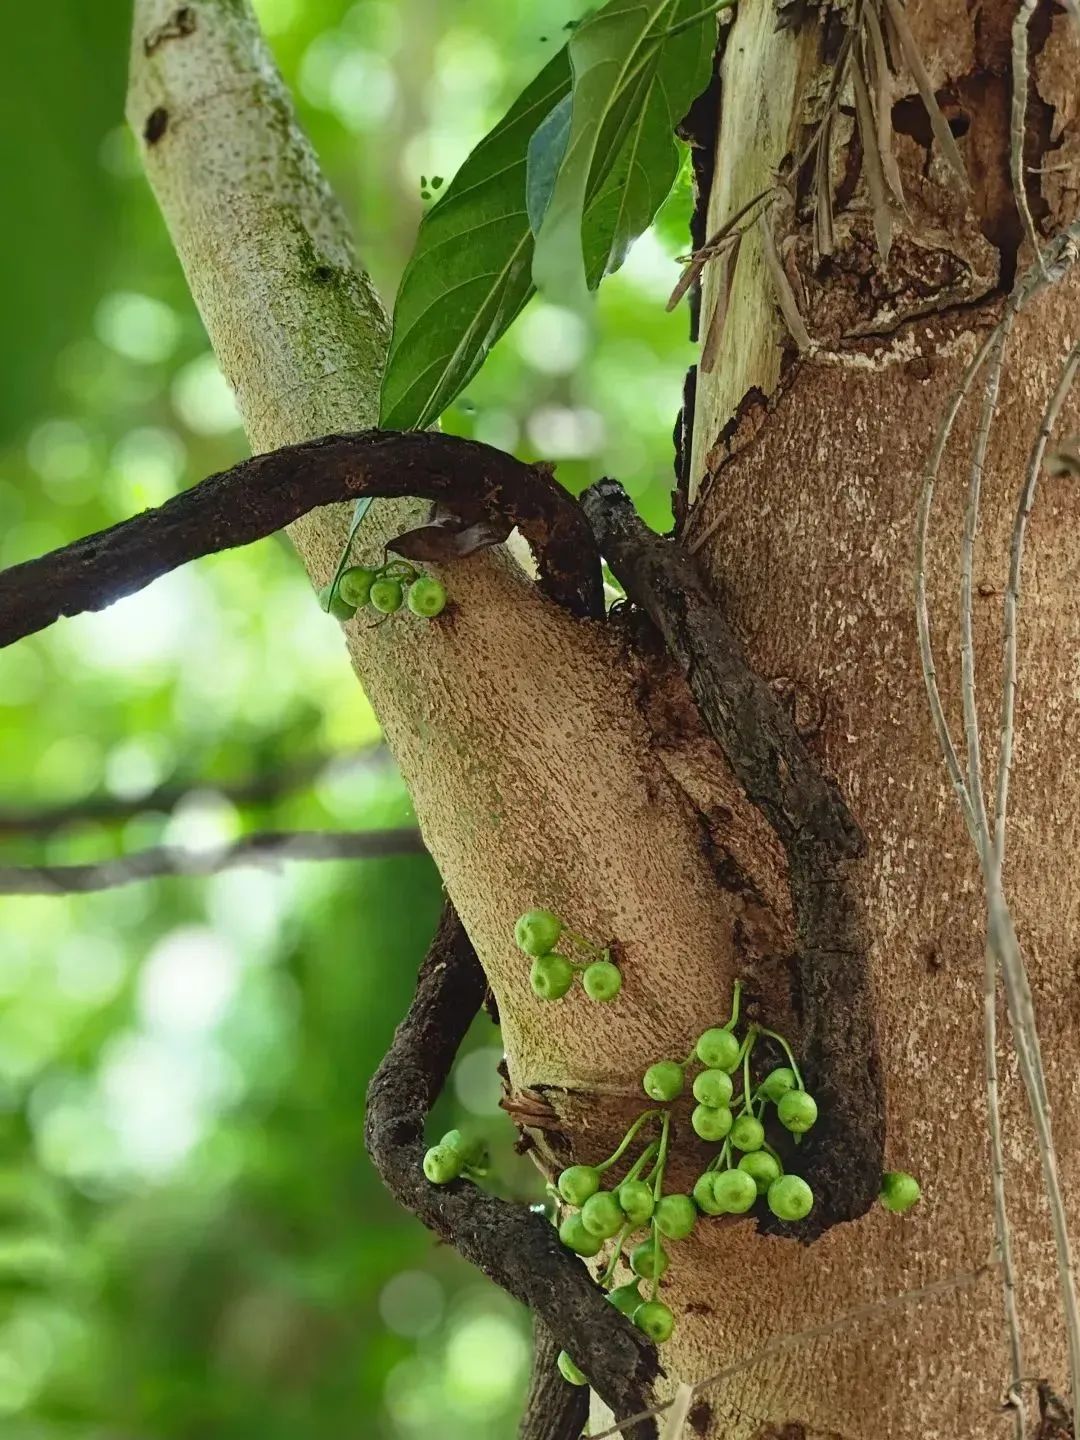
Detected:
[519,1317,590,1440]
[0,828,426,894]
[581,480,882,1233]
[588,1260,998,1439]
[0,746,392,839]
[0,430,605,648]
[1010,0,1044,272]
[364,905,660,1440]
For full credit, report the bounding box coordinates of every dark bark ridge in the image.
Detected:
[364,904,660,1440]
[0,429,604,649]
[520,1319,591,1440]
[582,478,884,1235]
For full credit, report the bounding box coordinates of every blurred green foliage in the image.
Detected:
[0,1,698,1434]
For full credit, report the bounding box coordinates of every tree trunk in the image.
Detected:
[127,1,1080,1436]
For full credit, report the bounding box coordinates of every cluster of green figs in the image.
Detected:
[318,559,447,622]
[514,907,623,1003]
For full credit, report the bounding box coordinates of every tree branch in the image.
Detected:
[0,828,426,895]
[0,746,392,839]
[519,1317,591,1440]
[0,431,604,651]
[364,903,660,1440]
[581,479,882,1234]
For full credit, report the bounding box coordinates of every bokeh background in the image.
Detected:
[0,2,696,1435]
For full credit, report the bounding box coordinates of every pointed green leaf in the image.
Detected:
[379,52,572,432]
[533,0,714,305]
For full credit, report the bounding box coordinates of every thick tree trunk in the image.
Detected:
[128,0,1080,1436]
[653,1,1080,1436]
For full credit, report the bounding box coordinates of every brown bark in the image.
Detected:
[646,1,1080,1435]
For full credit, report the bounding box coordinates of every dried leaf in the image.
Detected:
[759,211,812,351]
[882,0,969,189]
[389,503,511,563]
[851,48,895,262]
[667,252,708,311]
[1046,437,1080,478]
[700,233,741,373]
[863,2,906,209]
[813,106,835,263]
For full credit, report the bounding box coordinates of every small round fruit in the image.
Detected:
[581,1191,624,1240]
[691,1104,733,1142]
[633,1300,674,1343]
[712,1168,758,1214]
[630,1238,669,1280]
[407,576,448,618]
[643,1060,684,1103]
[767,1174,815,1221]
[559,1212,604,1257]
[738,1151,782,1196]
[760,1066,798,1103]
[369,577,404,614]
[693,1068,734,1108]
[655,1194,696,1241]
[778,1090,818,1135]
[423,1144,462,1185]
[317,584,357,620]
[607,1282,643,1317]
[530,953,574,1001]
[617,1179,655,1226]
[557,1350,588,1386]
[558,1165,600,1206]
[693,1172,724,1216]
[582,960,622,1002]
[338,565,377,607]
[730,1114,766,1152]
[880,1171,921,1214]
[515,909,563,956]
[696,1026,741,1071]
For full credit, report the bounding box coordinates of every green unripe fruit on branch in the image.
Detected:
[696,1026,741,1071]
[729,1114,766,1152]
[582,960,622,1002]
[642,1060,684,1102]
[530,953,574,1001]
[777,1090,818,1134]
[738,1151,782,1195]
[633,1300,674,1343]
[617,1179,655,1226]
[691,1104,733,1142]
[338,565,377,607]
[581,1191,624,1239]
[557,1351,588,1386]
[607,1282,643,1316]
[693,1068,734,1108]
[712,1168,758,1214]
[630,1238,668,1280]
[317,583,357,620]
[767,1174,815,1221]
[760,1066,798,1103]
[515,909,563,956]
[369,577,404,613]
[439,1129,487,1170]
[559,1212,604,1257]
[655,1193,697,1241]
[880,1171,921,1213]
[406,576,448,618]
[423,1143,462,1185]
[558,1165,600,1206]
[692,1172,725,1215]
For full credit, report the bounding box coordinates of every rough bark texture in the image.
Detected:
[653,0,1080,1436]
[126,0,1080,1436]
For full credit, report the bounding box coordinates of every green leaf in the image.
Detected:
[327,497,375,602]
[379,52,572,432]
[380,0,714,432]
[532,0,714,306]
